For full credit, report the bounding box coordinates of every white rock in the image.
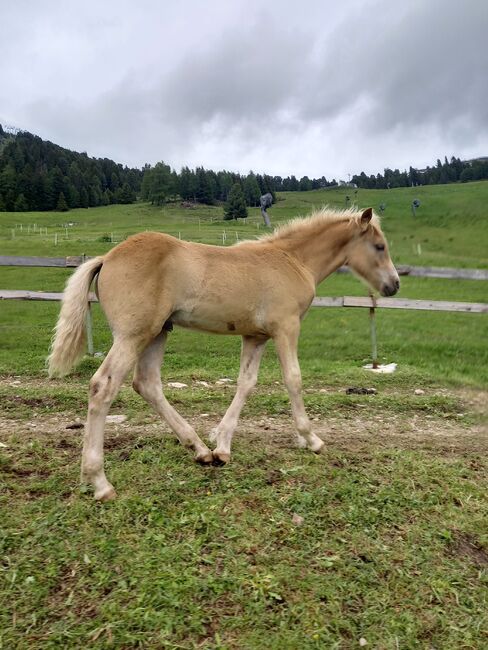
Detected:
[106,414,127,424]
[216,378,233,384]
[167,382,188,389]
[363,362,397,374]
[414,388,425,395]
[0,441,7,448]
[195,381,210,387]
[359,639,368,647]
[200,413,210,418]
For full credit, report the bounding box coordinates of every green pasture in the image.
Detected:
[1,182,487,386]
[1,183,487,648]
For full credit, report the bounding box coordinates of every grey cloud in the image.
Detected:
[304,0,488,132]
[1,0,487,177]
[158,19,312,124]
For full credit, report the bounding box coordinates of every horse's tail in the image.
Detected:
[47,256,104,377]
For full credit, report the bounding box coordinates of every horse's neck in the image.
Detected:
[278,221,351,285]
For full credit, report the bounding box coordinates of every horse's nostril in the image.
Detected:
[395,279,400,290]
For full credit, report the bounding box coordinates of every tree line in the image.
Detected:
[351,156,488,189]
[1,124,487,213]
[0,126,142,212]
[140,163,339,208]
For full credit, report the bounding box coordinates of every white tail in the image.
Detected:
[48,257,104,377]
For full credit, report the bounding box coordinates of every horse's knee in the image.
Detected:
[237,376,257,398]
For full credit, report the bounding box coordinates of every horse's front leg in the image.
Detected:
[211,336,267,464]
[274,323,324,453]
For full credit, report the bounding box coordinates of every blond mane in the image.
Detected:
[256,206,381,243]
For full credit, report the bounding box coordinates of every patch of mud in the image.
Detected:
[0,378,487,457]
[449,532,488,567]
[1,408,487,457]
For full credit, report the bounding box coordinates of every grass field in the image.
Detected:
[1,183,487,648]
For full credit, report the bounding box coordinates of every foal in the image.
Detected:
[49,207,399,500]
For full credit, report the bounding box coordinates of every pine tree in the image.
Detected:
[0,194,6,211]
[56,192,69,211]
[243,172,261,206]
[14,193,29,211]
[79,187,89,208]
[116,182,136,204]
[224,183,248,220]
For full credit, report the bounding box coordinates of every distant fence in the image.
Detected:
[1,255,487,365]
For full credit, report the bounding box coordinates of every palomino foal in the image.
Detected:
[48,207,399,500]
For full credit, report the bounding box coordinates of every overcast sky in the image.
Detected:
[1,0,487,179]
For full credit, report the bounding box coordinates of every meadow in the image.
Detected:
[0,183,487,648]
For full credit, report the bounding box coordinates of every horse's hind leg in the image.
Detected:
[82,338,140,501]
[211,336,267,464]
[274,323,325,454]
[132,331,213,463]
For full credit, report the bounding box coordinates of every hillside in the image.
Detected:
[0,128,142,212]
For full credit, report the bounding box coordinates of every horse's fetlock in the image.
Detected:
[82,457,102,477]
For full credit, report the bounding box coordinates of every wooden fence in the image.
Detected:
[1,255,487,365]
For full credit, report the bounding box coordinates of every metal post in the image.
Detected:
[82,254,94,356]
[369,294,378,369]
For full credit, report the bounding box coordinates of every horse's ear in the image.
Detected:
[360,207,373,230]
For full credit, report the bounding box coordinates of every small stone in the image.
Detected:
[167,382,188,389]
[216,378,233,384]
[0,441,7,448]
[359,639,368,647]
[200,413,210,418]
[195,381,210,387]
[94,352,105,358]
[292,513,304,526]
[106,414,127,424]
[414,388,425,395]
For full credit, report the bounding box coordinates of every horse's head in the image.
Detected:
[345,208,400,297]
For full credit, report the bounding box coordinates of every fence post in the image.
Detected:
[369,294,378,369]
[82,254,94,356]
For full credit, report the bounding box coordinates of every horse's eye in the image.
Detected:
[375,244,385,252]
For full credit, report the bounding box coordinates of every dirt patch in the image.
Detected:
[449,532,488,567]
[3,395,58,409]
[0,379,487,457]
[1,409,487,457]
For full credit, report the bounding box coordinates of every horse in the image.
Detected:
[48,207,399,501]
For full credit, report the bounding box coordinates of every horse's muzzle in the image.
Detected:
[381,278,400,297]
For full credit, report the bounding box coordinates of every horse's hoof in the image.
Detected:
[95,486,117,502]
[212,451,230,466]
[195,450,214,465]
[312,440,325,454]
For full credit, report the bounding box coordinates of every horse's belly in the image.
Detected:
[171,309,263,336]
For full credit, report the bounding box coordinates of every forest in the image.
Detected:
[1,124,487,212]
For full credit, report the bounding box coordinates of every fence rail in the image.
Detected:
[2,255,488,280]
[2,290,487,314]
